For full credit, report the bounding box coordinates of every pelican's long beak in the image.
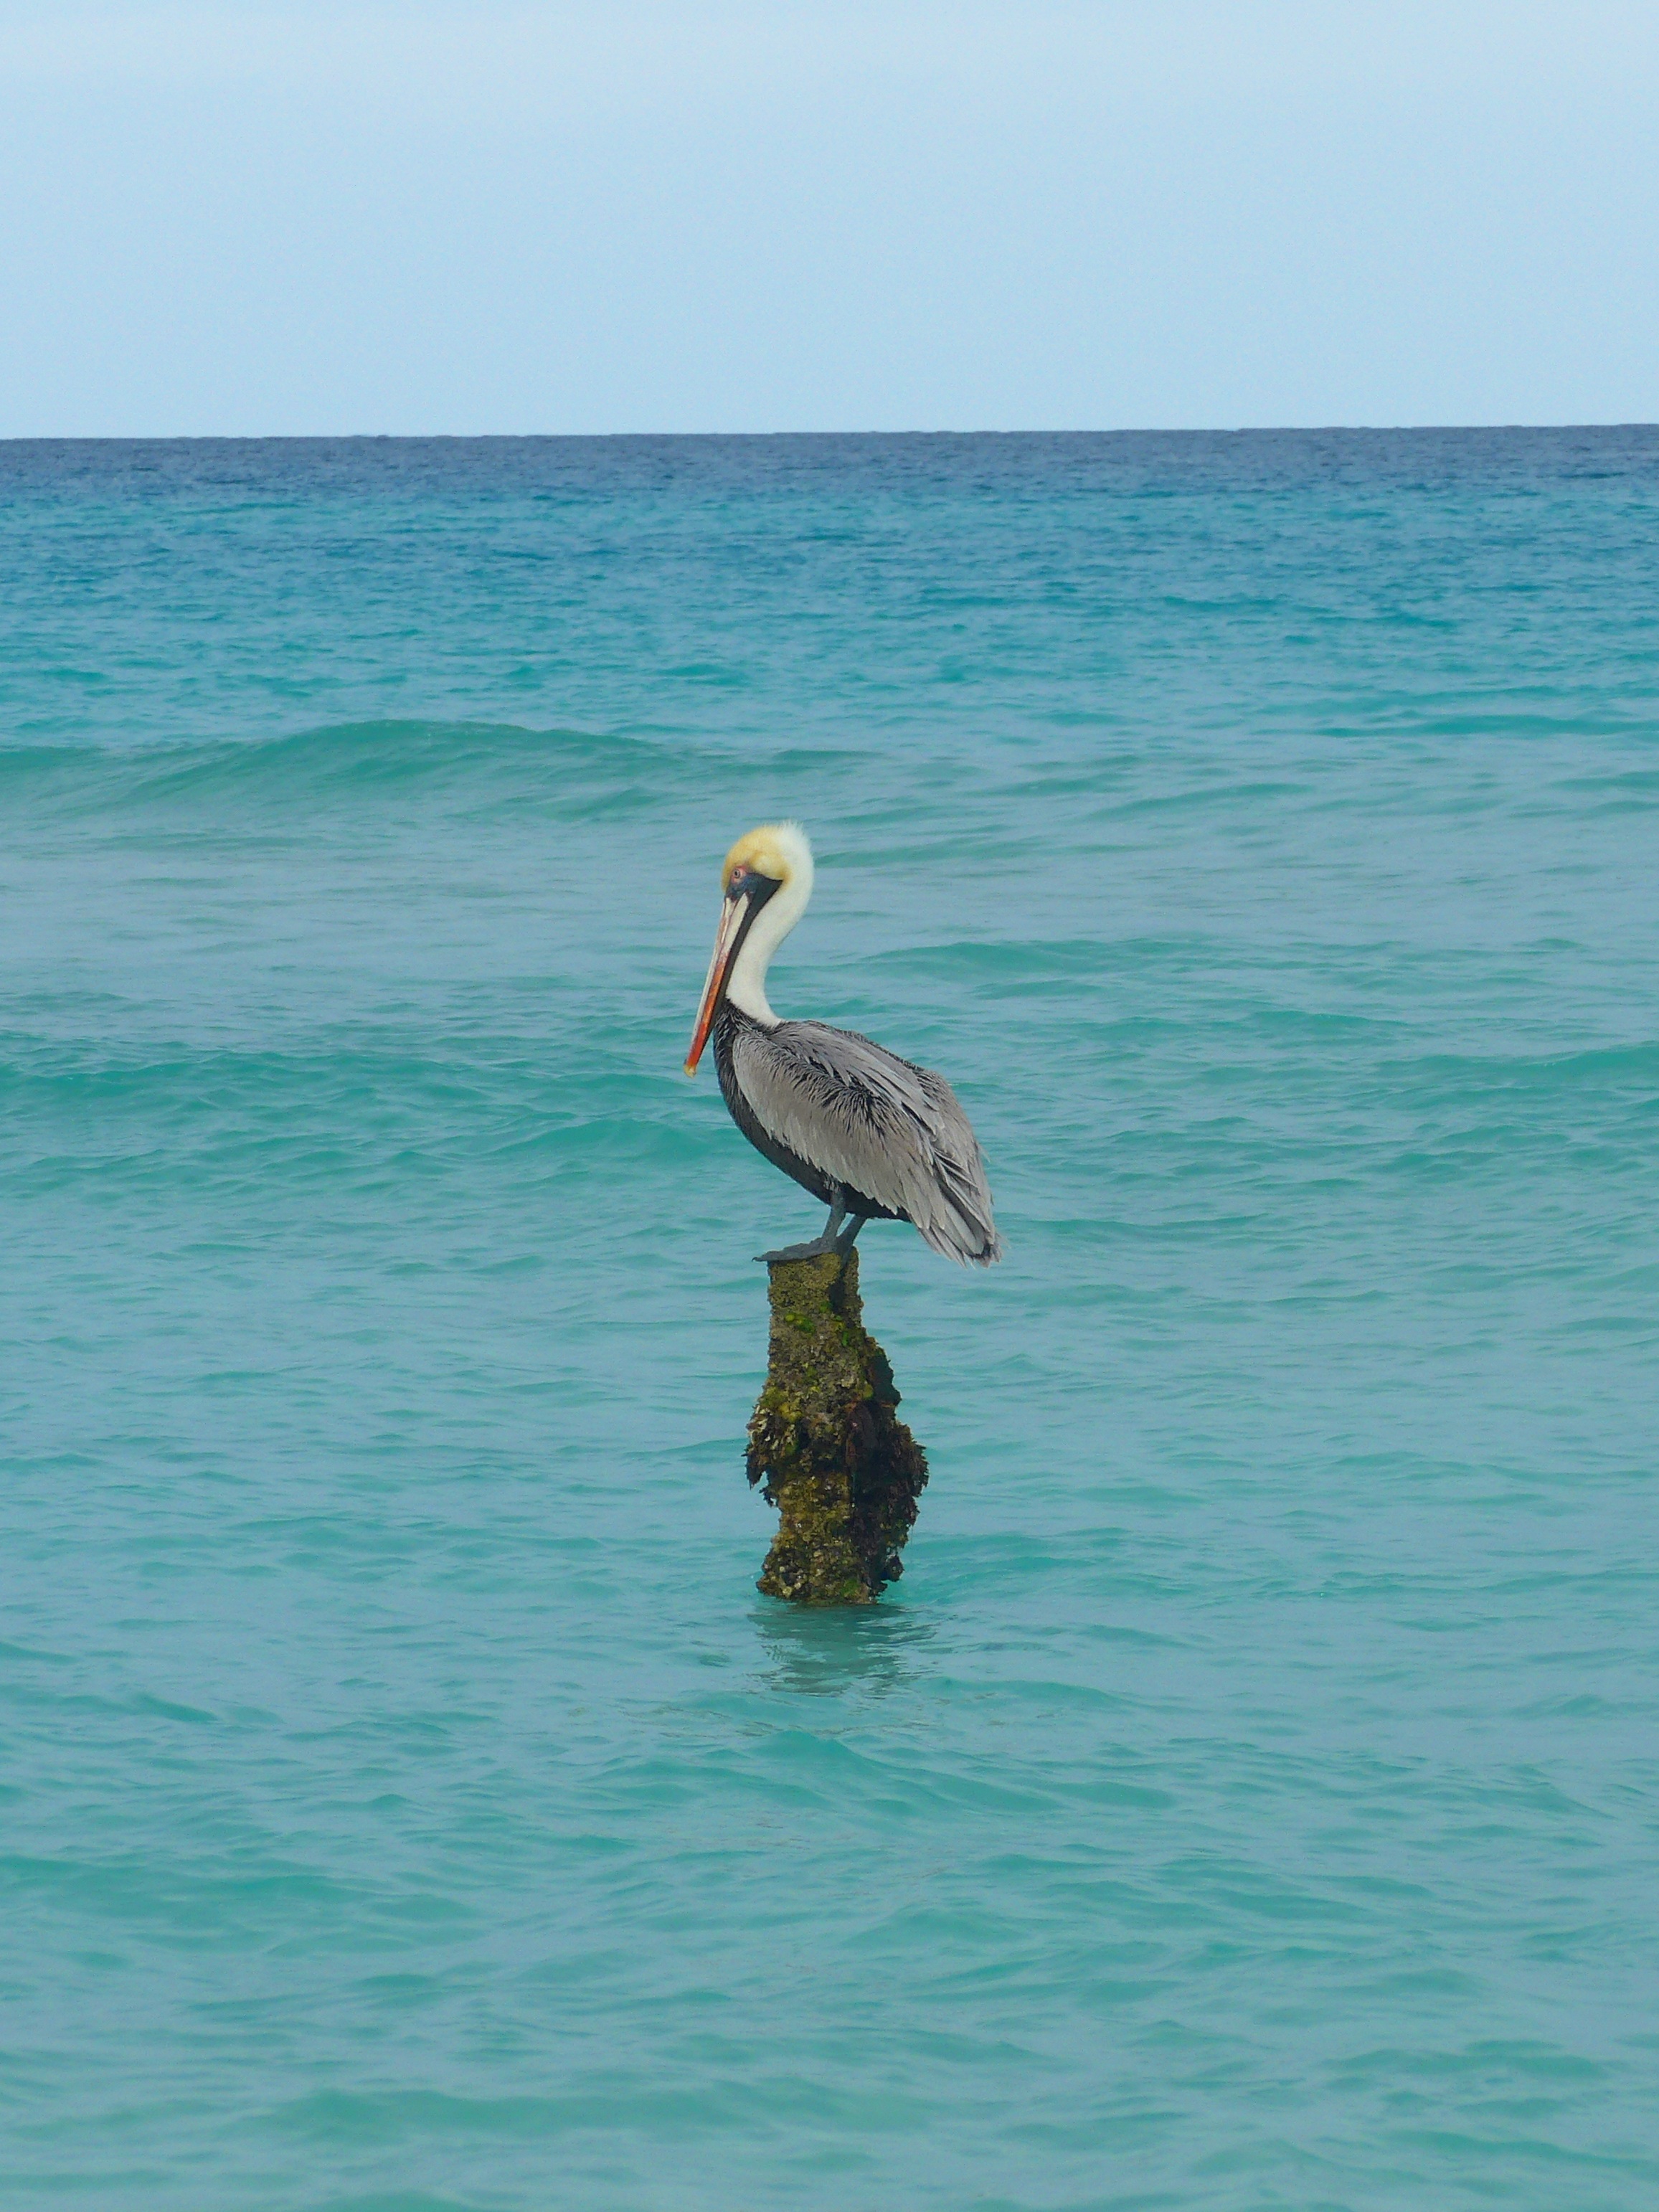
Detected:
[684,889,750,1074]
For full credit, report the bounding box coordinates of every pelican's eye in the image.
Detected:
[727,862,780,907]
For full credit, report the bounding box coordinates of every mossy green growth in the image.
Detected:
[747,1248,928,1604]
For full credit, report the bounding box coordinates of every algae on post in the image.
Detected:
[746,1249,928,1604]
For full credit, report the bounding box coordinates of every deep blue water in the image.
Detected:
[3,430,1658,2211]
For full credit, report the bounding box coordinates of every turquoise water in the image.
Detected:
[4,431,1658,2211]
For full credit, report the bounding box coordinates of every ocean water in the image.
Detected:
[3,430,1658,2212]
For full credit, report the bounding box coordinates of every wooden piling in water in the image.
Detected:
[746,1249,928,1604]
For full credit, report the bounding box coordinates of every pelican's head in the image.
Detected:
[685,821,813,1072]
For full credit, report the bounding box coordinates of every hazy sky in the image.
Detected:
[2,1,1655,433]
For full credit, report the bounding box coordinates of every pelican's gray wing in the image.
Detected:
[732,1019,1002,1266]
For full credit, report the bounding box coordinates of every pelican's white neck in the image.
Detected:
[726,855,812,1028]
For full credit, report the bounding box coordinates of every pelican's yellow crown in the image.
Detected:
[722,821,812,892]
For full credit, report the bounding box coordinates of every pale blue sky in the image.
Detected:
[2,1,1655,433]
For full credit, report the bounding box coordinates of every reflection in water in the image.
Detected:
[749,1597,940,1698]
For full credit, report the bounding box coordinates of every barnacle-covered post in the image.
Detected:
[746,1249,928,1604]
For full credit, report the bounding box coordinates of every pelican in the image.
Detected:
[684,822,1003,1267]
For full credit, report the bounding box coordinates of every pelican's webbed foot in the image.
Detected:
[756,1233,840,1264]
[755,1197,869,1265]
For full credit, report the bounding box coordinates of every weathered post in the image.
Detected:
[745,1249,929,1603]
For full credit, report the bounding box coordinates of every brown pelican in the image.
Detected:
[684,823,1003,1267]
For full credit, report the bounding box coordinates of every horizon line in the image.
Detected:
[4,421,1658,445]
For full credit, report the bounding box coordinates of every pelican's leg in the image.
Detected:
[757,1192,848,1265]
[832,1212,869,1255]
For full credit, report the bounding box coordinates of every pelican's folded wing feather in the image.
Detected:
[731,1019,1002,1266]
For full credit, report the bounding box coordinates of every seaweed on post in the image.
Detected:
[745,1249,929,1604]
